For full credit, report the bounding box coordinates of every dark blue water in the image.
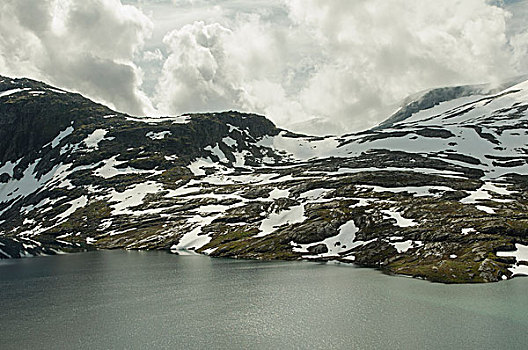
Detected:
[0,250,526,349]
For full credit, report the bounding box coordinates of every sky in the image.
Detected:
[1,0,527,135]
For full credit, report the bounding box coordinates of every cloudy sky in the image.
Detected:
[1,0,527,135]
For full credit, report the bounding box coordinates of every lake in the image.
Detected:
[0,250,527,349]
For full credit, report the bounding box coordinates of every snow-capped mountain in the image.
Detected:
[1,75,527,283]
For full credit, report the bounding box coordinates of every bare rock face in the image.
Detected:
[478,259,502,283]
[307,244,328,255]
[1,75,528,284]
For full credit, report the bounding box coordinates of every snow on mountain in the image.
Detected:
[0,75,527,283]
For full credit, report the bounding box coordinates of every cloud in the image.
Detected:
[2,0,528,134]
[283,0,518,132]
[151,0,527,134]
[155,21,243,113]
[0,0,153,115]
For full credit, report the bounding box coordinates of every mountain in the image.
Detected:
[1,76,527,283]
[374,76,528,130]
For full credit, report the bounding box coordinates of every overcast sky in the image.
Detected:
[1,0,527,135]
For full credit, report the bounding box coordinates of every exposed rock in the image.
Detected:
[478,259,502,283]
[307,244,328,255]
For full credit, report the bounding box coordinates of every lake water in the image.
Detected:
[0,250,527,349]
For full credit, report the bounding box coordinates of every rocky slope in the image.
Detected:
[1,75,528,283]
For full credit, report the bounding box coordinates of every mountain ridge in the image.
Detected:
[1,75,527,284]
[374,76,528,131]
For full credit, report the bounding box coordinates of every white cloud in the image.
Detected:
[155,21,245,113]
[1,0,528,134]
[143,49,164,62]
[152,0,526,134]
[0,0,154,115]
[283,0,517,132]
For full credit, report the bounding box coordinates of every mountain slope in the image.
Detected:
[374,76,527,130]
[1,76,527,283]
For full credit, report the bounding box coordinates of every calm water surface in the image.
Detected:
[0,250,527,349]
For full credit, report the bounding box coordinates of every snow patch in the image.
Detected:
[461,228,476,235]
[381,209,417,227]
[83,129,110,149]
[188,157,215,176]
[126,115,190,124]
[0,160,61,212]
[0,158,21,177]
[50,126,74,148]
[268,188,290,200]
[48,88,66,94]
[360,185,454,196]
[0,88,31,98]
[294,219,377,259]
[233,150,250,167]
[461,182,514,204]
[205,144,228,163]
[256,205,306,237]
[296,219,359,257]
[299,188,331,201]
[57,196,88,221]
[257,132,340,161]
[497,244,528,276]
[108,182,163,215]
[146,131,171,140]
[475,205,495,214]
[389,240,424,253]
[94,156,156,179]
[171,214,219,251]
[222,136,237,147]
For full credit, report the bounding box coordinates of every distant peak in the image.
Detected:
[374,75,528,131]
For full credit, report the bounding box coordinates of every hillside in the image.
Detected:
[1,76,527,283]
